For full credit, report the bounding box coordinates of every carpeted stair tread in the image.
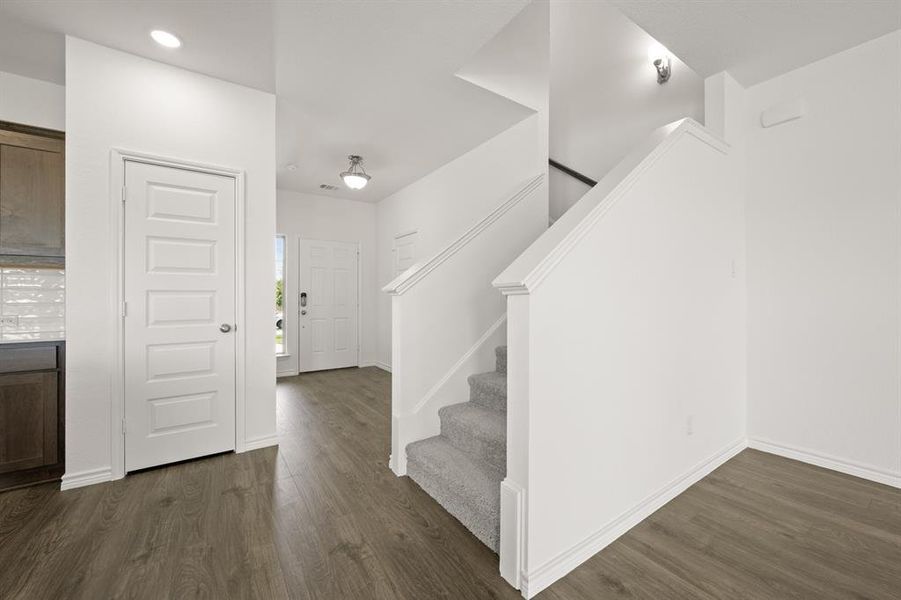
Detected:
[439,402,506,472]
[468,370,507,412]
[496,345,507,374]
[406,436,503,552]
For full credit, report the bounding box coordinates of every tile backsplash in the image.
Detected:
[0,268,65,342]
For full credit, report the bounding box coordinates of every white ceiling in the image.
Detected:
[273,0,533,202]
[0,0,275,90]
[609,0,901,86]
[456,0,549,111]
[0,0,534,202]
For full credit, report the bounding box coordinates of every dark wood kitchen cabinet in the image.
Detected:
[0,341,65,491]
[0,121,65,267]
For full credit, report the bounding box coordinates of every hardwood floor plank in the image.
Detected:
[1,366,899,600]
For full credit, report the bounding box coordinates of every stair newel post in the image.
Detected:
[498,290,531,591]
[388,293,406,475]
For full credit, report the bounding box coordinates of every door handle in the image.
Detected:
[219,323,233,333]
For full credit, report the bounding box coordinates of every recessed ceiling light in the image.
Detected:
[151,30,181,49]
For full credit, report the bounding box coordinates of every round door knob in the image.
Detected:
[219,323,232,333]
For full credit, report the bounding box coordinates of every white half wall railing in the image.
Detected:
[383,173,546,476]
[493,119,747,598]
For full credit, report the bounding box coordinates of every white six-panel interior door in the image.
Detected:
[123,160,237,472]
[298,239,359,372]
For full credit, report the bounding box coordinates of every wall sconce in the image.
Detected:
[648,44,671,84]
[653,56,671,84]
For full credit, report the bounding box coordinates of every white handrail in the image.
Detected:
[383,173,545,296]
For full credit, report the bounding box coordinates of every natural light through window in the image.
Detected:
[275,235,285,355]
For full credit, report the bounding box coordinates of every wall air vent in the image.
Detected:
[319,184,339,191]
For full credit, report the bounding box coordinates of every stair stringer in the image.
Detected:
[389,314,507,476]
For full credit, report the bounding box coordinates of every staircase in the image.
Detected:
[406,345,507,552]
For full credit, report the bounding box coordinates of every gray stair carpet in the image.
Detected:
[406,345,507,553]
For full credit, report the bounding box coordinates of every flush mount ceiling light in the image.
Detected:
[648,44,671,84]
[340,155,371,190]
[151,30,182,49]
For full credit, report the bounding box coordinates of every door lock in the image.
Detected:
[219,323,233,333]
[301,310,307,316]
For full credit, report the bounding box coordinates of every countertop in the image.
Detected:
[0,338,65,345]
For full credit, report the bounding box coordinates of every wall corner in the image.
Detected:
[704,71,748,145]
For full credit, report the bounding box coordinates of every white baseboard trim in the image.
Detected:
[388,452,406,476]
[520,437,747,599]
[60,466,114,491]
[500,478,525,589]
[373,361,392,373]
[243,434,280,452]
[748,437,901,489]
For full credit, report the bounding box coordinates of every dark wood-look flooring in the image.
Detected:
[0,367,898,599]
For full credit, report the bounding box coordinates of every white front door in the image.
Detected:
[299,239,358,372]
[123,161,236,472]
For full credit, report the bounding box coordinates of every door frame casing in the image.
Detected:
[296,237,362,373]
[109,149,247,480]
[392,229,418,278]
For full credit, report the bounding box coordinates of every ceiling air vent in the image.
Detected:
[319,183,339,191]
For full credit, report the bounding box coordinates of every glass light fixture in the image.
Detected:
[341,155,371,190]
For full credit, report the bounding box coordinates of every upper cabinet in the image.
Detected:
[0,122,65,265]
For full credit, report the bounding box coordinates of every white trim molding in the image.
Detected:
[389,314,507,476]
[521,437,747,599]
[399,314,506,418]
[383,173,545,296]
[61,467,114,491]
[360,360,392,373]
[748,437,901,489]
[243,434,280,452]
[500,478,526,589]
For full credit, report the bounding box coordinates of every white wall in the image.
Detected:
[496,120,745,595]
[64,38,277,484]
[549,0,704,219]
[276,190,378,374]
[376,114,546,368]
[745,31,901,484]
[0,70,65,130]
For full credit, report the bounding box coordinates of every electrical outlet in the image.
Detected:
[0,316,20,328]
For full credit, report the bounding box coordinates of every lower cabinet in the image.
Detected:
[0,341,65,491]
